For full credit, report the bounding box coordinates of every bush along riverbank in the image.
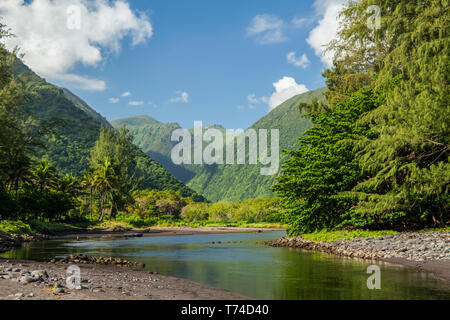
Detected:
[266,229,450,262]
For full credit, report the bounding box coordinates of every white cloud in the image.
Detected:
[169,91,189,104]
[286,52,310,68]
[128,101,144,106]
[237,93,263,110]
[306,0,345,67]
[292,17,312,28]
[53,73,106,91]
[0,0,153,90]
[109,97,119,104]
[247,14,287,44]
[267,76,309,111]
[122,91,131,97]
[247,94,259,105]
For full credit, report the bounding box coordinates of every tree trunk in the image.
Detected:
[110,206,117,220]
[90,188,93,222]
[98,193,105,221]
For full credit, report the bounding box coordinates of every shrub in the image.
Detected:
[0,220,33,235]
[181,203,210,221]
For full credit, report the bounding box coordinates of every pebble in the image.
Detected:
[53,288,64,295]
[19,276,35,284]
[266,231,450,262]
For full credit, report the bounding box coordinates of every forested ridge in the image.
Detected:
[113,88,327,201]
[9,50,200,198]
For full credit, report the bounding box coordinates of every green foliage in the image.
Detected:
[0,185,17,219]
[347,0,450,227]
[113,213,286,229]
[0,21,202,227]
[275,0,449,234]
[111,116,195,182]
[273,89,381,234]
[14,160,80,221]
[113,89,327,201]
[27,220,84,234]
[300,230,397,242]
[181,198,283,223]
[11,56,202,201]
[186,90,326,201]
[129,189,192,218]
[0,220,33,235]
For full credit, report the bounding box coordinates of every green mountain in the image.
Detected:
[112,88,327,201]
[12,61,201,198]
[111,116,196,182]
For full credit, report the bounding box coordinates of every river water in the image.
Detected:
[2,231,449,299]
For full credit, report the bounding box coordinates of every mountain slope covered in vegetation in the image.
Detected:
[11,60,200,198]
[113,88,327,201]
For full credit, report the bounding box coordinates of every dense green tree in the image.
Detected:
[89,126,138,220]
[91,158,119,221]
[276,0,449,233]
[31,160,57,193]
[273,89,381,233]
[328,0,449,227]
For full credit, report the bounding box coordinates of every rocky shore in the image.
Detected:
[266,231,450,280]
[0,233,48,254]
[49,254,147,268]
[0,257,249,300]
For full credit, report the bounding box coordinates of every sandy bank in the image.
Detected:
[0,258,250,300]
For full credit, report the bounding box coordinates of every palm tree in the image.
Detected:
[2,148,32,197]
[81,168,96,221]
[32,160,57,193]
[92,158,118,221]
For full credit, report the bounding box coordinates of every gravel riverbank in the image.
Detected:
[0,258,249,300]
[0,227,275,300]
[266,231,450,281]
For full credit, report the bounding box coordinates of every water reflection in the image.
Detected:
[2,231,449,300]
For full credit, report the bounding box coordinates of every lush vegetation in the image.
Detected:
[0,37,281,231]
[0,27,281,232]
[299,227,450,242]
[273,88,383,233]
[0,22,204,229]
[2,0,448,240]
[273,0,449,235]
[113,88,327,201]
[120,191,284,228]
[300,230,397,242]
[181,198,283,223]
[11,53,201,199]
[0,189,284,235]
[111,116,196,183]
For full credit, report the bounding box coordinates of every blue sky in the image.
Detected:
[1,0,344,129]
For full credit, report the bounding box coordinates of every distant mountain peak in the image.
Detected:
[111,87,327,201]
[111,115,163,128]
